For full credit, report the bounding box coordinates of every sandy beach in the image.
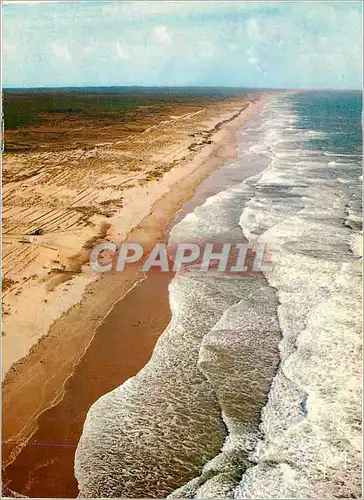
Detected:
[2,92,257,376]
[2,92,272,496]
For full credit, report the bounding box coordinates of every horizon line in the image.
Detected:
[2,85,362,91]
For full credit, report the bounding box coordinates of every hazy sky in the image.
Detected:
[3,1,362,88]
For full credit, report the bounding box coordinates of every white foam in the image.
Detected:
[75,105,279,499]
[233,95,362,499]
[75,94,362,499]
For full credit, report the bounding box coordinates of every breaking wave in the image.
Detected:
[234,92,362,499]
[75,92,362,499]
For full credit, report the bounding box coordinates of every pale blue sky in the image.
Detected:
[3,1,362,88]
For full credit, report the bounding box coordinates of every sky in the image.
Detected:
[2,1,363,89]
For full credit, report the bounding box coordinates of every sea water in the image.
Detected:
[75,91,362,499]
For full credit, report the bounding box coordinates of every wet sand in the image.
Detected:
[2,95,272,497]
[3,270,173,498]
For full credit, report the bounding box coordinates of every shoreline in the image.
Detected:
[2,93,274,489]
[2,93,261,378]
[73,89,362,500]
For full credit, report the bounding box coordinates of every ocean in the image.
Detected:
[75,91,362,499]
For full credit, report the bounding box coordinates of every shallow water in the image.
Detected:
[75,100,282,498]
[76,91,362,499]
